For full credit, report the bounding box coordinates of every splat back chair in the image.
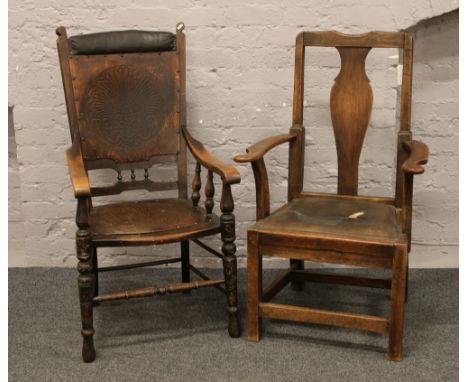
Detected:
[56,23,241,363]
[234,31,429,361]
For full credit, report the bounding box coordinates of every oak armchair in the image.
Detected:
[235,31,428,361]
[57,23,241,363]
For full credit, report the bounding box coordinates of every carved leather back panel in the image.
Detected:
[69,52,179,166]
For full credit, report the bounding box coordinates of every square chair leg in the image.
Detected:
[247,231,262,341]
[388,244,408,361]
[290,259,304,291]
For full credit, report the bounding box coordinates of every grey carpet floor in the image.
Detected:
[9,267,458,381]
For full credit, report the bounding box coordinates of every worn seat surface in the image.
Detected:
[89,199,220,245]
[252,196,405,244]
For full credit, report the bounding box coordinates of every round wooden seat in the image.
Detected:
[89,199,221,246]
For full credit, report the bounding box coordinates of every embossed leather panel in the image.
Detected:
[69,52,179,164]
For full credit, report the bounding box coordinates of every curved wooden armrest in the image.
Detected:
[233,130,299,220]
[233,133,297,163]
[401,140,429,174]
[66,141,91,198]
[182,126,240,185]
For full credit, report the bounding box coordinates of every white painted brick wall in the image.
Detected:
[8,106,25,265]
[8,1,458,268]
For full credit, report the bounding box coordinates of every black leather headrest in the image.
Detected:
[69,30,176,55]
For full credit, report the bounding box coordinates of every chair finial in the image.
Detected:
[56,26,66,37]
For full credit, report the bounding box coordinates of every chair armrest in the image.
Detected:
[233,133,297,163]
[66,141,91,198]
[182,126,241,185]
[233,131,298,220]
[401,140,429,175]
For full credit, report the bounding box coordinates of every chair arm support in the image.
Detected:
[233,131,299,220]
[66,141,91,198]
[182,126,241,185]
[233,133,297,163]
[401,140,429,175]
[251,158,271,220]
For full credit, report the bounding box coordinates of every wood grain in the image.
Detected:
[183,126,241,185]
[66,140,91,198]
[401,140,429,174]
[330,47,372,195]
[233,133,296,163]
[291,270,391,289]
[303,31,404,48]
[260,302,389,333]
[247,231,262,341]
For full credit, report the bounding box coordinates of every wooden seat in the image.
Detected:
[90,199,221,245]
[253,196,404,244]
[235,31,429,361]
[56,23,241,363]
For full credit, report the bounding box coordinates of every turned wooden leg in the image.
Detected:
[221,184,241,338]
[77,229,96,363]
[223,254,241,338]
[92,247,99,299]
[181,241,190,293]
[290,260,305,291]
[388,244,408,361]
[247,231,262,341]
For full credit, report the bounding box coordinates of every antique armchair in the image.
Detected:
[234,31,428,361]
[56,23,241,363]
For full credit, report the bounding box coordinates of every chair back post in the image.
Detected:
[176,22,188,199]
[395,33,414,205]
[56,26,79,142]
[288,32,306,201]
[393,33,414,248]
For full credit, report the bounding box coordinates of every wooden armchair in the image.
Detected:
[56,23,241,363]
[234,31,428,361]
